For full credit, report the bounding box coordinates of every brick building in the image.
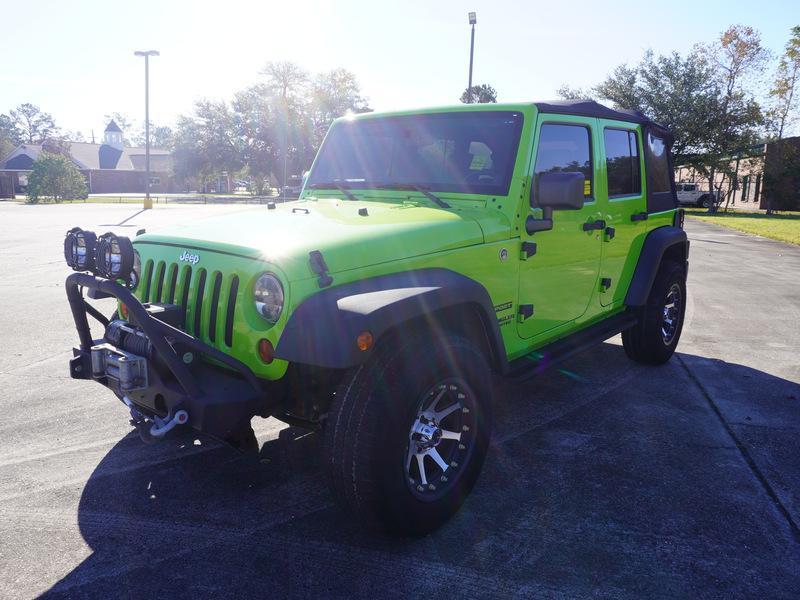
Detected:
[674,136,800,210]
[0,121,174,195]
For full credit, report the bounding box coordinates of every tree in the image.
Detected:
[699,25,767,210]
[0,114,15,159]
[556,85,595,101]
[460,84,498,104]
[9,103,59,144]
[26,152,87,203]
[261,61,310,186]
[309,68,371,154]
[131,123,174,149]
[764,25,800,212]
[579,27,766,211]
[595,50,719,164]
[172,100,243,191]
[150,125,174,149]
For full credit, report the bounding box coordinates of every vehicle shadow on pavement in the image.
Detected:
[44,344,800,598]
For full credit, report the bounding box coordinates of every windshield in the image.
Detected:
[307,111,524,196]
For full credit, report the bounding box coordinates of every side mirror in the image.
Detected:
[526,171,585,234]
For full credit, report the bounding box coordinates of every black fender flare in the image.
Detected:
[274,268,508,372]
[625,226,689,307]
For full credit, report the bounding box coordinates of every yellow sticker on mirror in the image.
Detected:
[584,179,591,196]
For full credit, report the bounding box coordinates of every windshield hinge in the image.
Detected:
[520,241,537,260]
[309,250,333,288]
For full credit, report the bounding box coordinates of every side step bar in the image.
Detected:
[507,311,638,383]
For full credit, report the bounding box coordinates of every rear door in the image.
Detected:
[517,116,602,339]
[597,121,647,307]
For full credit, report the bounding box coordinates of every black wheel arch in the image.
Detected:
[625,225,689,307]
[274,268,509,374]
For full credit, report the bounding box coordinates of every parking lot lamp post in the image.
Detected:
[134,50,160,210]
[467,12,477,103]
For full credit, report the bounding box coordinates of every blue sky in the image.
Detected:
[0,0,796,138]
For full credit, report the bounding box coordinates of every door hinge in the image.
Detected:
[517,304,534,322]
[600,278,612,292]
[604,226,615,240]
[520,241,537,260]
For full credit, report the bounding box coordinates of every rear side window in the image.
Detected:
[603,128,641,197]
[646,132,672,193]
[533,123,593,202]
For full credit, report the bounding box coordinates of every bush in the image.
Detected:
[26,152,88,203]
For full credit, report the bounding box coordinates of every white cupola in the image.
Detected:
[103,120,124,149]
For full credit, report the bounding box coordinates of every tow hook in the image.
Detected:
[123,396,189,441]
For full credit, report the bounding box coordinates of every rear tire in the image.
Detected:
[622,260,686,365]
[698,195,713,208]
[323,331,492,536]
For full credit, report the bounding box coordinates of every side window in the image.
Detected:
[533,123,593,204]
[684,183,696,192]
[603,128,641,198]
[646,132,671,193]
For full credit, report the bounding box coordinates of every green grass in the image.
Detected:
[685,208,800,245]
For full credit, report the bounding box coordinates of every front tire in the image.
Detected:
[324,331,492,536]
[622,260,686,365]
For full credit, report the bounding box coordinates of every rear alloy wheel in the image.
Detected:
[622,260,686,365]
[324,331,492,536]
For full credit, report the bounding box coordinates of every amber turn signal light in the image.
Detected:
[257,339,274,364]
[356,331,374,352]
[119,303,129,320]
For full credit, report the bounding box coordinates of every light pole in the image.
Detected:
[467,12,477,103]
[134,50,159,209]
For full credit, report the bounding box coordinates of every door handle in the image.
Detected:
[631,212,648,222]
[582,219,606,231]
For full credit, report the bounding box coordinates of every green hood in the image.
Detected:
[136,199,502,281]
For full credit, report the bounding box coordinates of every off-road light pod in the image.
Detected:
[64,227,97,271]
[95,233,135,282]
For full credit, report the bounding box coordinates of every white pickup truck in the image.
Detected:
[676,182,719,208]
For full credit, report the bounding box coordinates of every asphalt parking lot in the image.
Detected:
[1,202,799,598]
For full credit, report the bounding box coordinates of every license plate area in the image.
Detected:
[91,343,149,392]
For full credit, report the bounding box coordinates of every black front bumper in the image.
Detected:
[66,273,280,440]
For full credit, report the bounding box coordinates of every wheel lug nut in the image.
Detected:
[428,484,436,491]
[458,443,466,450]
[462,425,470,432]
[462,407,469,414]
[458,393,465,399]
[450,461,458,468]
[441,475,448,482]
[417,485,424,492]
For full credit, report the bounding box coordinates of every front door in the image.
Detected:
[517,117,602,340]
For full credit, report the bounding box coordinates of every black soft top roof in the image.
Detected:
[534,99,650,125]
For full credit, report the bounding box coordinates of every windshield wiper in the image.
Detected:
[308,181,358,201]
[376,183,450,209]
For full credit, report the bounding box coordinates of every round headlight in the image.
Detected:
[254,273,284,323]
[95,233,135,282]
[130,250,141,289]
[64,227,97,271]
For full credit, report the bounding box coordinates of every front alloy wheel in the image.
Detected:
[406,380,477,501]
[324,331,492,536]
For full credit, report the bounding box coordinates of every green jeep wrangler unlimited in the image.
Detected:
[64,100,688,535]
